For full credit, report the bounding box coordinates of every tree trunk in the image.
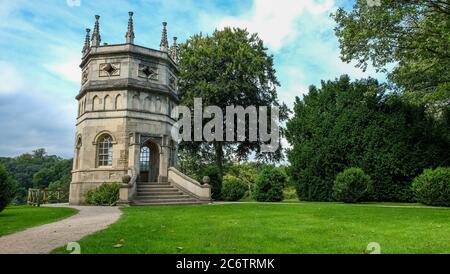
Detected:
[214,142,224,182]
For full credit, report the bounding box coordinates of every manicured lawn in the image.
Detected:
[53,203,450,254]
[0,206,78,237]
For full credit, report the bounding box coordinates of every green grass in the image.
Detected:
[52,203,450,254]
[0,206,78,237]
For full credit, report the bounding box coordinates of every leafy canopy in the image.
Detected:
[332,0,450,107]
[178,28,289,180]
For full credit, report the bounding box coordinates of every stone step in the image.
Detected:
[132,182,203,206]
[131,200,203,206]
[138,182,169,185]
[137,185,173,189]
[135,194,191,200]
[137,189,180,194]
[137,188,178,193]
[137,192,184,196]
[133,198,199,204]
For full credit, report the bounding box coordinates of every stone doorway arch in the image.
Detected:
[139,140,160,183]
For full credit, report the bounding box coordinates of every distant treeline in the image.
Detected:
[0,149,72,204]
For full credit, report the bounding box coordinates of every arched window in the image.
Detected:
[115,94,122,110]
[104,95,113,110]
[132,95,140,110]
[97,135,113,167]
[93,95,101,111]
[140,146,150,171]
[155,97,161,113]
[75,137,82,170]
[144,96,152,111]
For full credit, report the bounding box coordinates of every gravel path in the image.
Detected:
[0,205,122,254]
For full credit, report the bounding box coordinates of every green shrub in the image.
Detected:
[253,166,287,202]
[286,76,450,202]
[0,164,17,212]
[283,186,298,200]
[84,182,121,206]
[197,165,222,200]
[333,168,372,203]
[221,175,247,201]
[413,167,450,207]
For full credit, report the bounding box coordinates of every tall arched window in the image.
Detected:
[97,135,113,167]
[93,95,101,111]
[140,146,150,171]
[104,95,113,110]
[75,137,82,170]
[115,94,122,110]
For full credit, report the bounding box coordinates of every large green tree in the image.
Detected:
[33,159,72,190]
[286,75,450,202]
[332,0,450,109]
[0,149,72,204]
[177,28,289,193]
[0,164,16,212]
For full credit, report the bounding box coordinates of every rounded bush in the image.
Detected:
[253,166,287,202]
[221,175,247,201]
[333,168,372,203]
[413,167,450,207]
[0,164,16,213]
[84,182,121,206]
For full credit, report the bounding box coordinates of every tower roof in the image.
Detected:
[81,13,177,64]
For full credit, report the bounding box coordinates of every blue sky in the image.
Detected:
[0,0,382,158]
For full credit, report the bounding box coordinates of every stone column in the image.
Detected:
[128,132,141,179]
[158,135,169,183]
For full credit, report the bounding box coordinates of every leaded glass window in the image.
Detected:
[97,135,113,167]
[140,147,150,171]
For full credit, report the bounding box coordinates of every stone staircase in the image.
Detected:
[131,182,203,206]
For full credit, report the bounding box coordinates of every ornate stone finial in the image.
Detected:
[91,15,101,47]
[160,22,169,52]
[202,176,210,185]
[170,37,179,63]
[82,28,91,55]
[125,11,135,44]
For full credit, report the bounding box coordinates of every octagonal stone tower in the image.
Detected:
[69,13,190,205]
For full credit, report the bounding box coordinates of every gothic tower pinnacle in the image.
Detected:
[91,15,101,47]
[170,37,178,63]
[82,28,91,55]
[160,22,169,52]
[125,11,135,44]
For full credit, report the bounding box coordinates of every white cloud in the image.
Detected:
[0,61,25,94]
[45,56,81,83]
[217,0,335,51]
[66,0,81,7]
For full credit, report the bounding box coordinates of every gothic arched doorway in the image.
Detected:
[139,141,160,182]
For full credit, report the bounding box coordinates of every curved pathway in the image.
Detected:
[0,205,122,254]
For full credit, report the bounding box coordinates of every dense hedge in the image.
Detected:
[84,182,121,206]
[286,76,450,202]
[413,167,450,207]
[221,175,247,201]
[333,168,372,203]
[0,164,16,212]
[253,166,287,202]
